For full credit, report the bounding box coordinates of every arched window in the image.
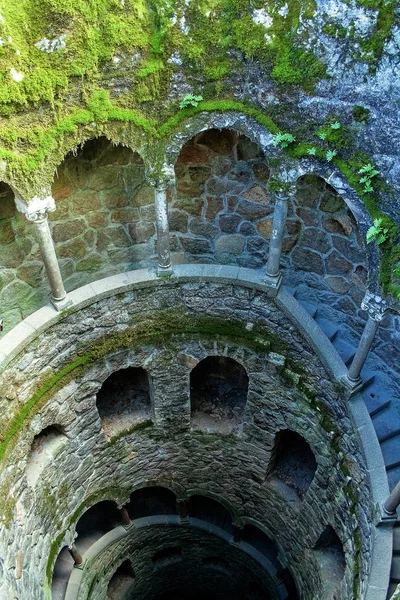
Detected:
[51,546,74,599]
[240,524,280,568]
[187,495,234,534]
[107,560,135,599]
[126,486,177,519]
[26,425,67,487]
[314,526,345,591]
[96,366,152,439]
[190,356,248,433]
[267,429,317,500]
[75,501,121,554]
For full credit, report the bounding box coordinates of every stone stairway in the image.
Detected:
[288,289,400,599]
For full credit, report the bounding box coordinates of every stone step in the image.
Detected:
[387,465,400,492]
[359,370,376,392]
[314,316,339,342]
[362,385,391,417]
[372,408,400,443]
[393,526,400,554]
[391,555,400,582]
[331,338,356,365]
[297,299,318,318]
[380,436,400,470]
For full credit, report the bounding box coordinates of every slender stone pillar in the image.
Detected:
[232,526,242,545]
[154,182,172,275]
[178,500,189,523]
[68,544,83,566]
[119,505,131,527]
[347,292,388,385]
[266,190,290,277]
[383,480,400,517]
[16,195,70,310]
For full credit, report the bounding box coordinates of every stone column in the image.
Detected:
[154,182,172,275]
[17,196,70,310]
[265,188,292,290]
[383,480,400,517]
[347,292,388,386]
[177,500,189,523]
[68,544,83,566]
[119,505,131,527]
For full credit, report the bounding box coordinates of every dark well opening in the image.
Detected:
[96,366,152,438]
[267,429,317,499]
[190,356,248,433]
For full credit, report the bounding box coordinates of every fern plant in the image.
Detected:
[272,132,296,148]
[366,218,389,245]
[179,94,203,109]
[358,163,379,194]
[326,149,337,162]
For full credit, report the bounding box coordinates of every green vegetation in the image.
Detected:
[367,218,389,245]
[352,105,370,123]
[179,94,203,109]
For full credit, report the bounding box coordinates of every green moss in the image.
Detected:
[107,419,154,445]
[352,105,370,123]
[322,23,348,38]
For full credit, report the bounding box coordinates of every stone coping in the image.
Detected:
[0,264,392,600]
[65,516,287,600]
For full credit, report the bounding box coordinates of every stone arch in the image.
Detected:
[50,135,156,292]
[106,559,135,599]
[125,486,178,519]
[186,494,235,534]
[313,525,346,596]
[51,544,74,599]
[190,355,249,433]
[74,499,121,554]
[184,488,240,524]
[96,365,153,440]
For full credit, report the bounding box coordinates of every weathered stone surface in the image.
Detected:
[325,251,353,275]
[110,207,140,223]
[319,193,345,213]
[97,227,131,249]
[227,163,253,183]
[75,255,103,272]
[295,185,321,208]
[169,209,189,233]
[177,179,204,197]
[291,248,324,275]
[206,178,244,196]
[332,236,365,264]
[215,234,245,255]
[52,218,86,243]
[323,215,353,236]
[219,214,241,233]
[180,237,212,254]
[301,228,331,254]
[129,222,155,244]
[188,166,212,183]
[205,197,224,219]
[196,129,236,155]
[243,185,269,204]
[57,237,87,259]
[70,190,102,213]
[237,200,272,221]
[189,217,219,238]
[134,185,154,207]
[237,135,263,160]
[177,143,213,165]
[296,207,319,227]
[252,163,270,183]
[52,171,74,201]
[325,276,351,294]
[256,218,273,239]
[0,220,15,244]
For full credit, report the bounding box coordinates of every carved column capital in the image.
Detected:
[145,164,175,190]
[271,184,297,202]
[15,195,56,222]
[361,291,388,322]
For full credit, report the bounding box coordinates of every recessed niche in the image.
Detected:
[126,486,178,519]
[202,556,230,572]
[241,525,280,568]
[187,495,234,534]
[96,366,152,439]
[313,526,345,597]
[267,429,317,500]
[107,560,135,599]
[152,547,182,570]
[190,356,248,433]
[26,425,67,487]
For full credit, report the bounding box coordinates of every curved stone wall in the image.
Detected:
[0,274,377,599]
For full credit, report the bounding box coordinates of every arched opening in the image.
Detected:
[51,136,155,291]
[172,128,270,268]
[152,547,183,570]
[190,356,248,433]
[187,495,234,534]
[313,526,345,596]
[267,429,317,500]
[26,425,67,487]
[287,174,368,312]
[240,524,280,568]
[51,545,74,600]
[126,486,178,519]
[75,500,121,554]
[107,560,135,599]
[96,366,152,439]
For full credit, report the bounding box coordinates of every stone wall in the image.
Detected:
[0,281,372,600]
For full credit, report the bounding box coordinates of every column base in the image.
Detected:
[378,507,398,526]
[157,264,173,277]
[51,295,73,312]
[263,272,282,297]
[342,374,363,395]
[73,560,85,570]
